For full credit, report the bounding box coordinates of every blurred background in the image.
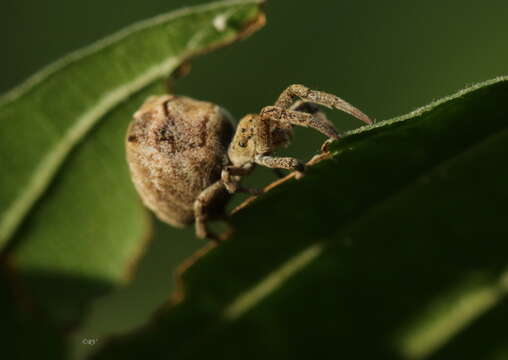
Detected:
[1,0,507,358]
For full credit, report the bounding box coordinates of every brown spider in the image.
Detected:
[126,84,371,240]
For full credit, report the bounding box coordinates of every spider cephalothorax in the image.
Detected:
[126,84,371,240]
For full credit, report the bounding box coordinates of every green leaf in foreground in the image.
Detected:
[92,77,508,360]
[0,0,265,249]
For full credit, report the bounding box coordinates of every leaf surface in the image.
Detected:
[92,77,508,360]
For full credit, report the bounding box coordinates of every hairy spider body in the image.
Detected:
[126,85,371,240]
[126,95,234,227]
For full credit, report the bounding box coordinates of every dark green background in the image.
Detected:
[2,0,507,359]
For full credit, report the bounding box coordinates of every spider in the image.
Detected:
[126,84,371,240]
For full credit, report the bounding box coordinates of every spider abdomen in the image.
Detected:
[126,95,234,227]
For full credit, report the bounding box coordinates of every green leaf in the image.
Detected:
[7,84,160,325]
[0,0,265,249]
[0,0,265,350]
[92,77,508,360]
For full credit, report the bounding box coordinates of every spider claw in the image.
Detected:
[334,98,372,125]
[295,171,305,180]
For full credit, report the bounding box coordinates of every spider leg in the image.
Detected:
[255,112,272,155]
[252,107,333,178]
[290,100,334,129]
[254,154,305,179]
[289,99,318,112]
[193,181,226,240]
[275,84,372,125]
[261,106,340,139]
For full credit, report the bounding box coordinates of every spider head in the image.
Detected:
[228,114,257,167]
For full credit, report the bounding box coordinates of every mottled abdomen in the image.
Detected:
[126,95,234,227]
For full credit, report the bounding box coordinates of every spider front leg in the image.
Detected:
[290,100,337,135]
[254,154,306,179]
[289,100,341,153]
[252,104,345,177]
[250,109,307,178]
[261,105,340,140]
[275,84,372,125]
